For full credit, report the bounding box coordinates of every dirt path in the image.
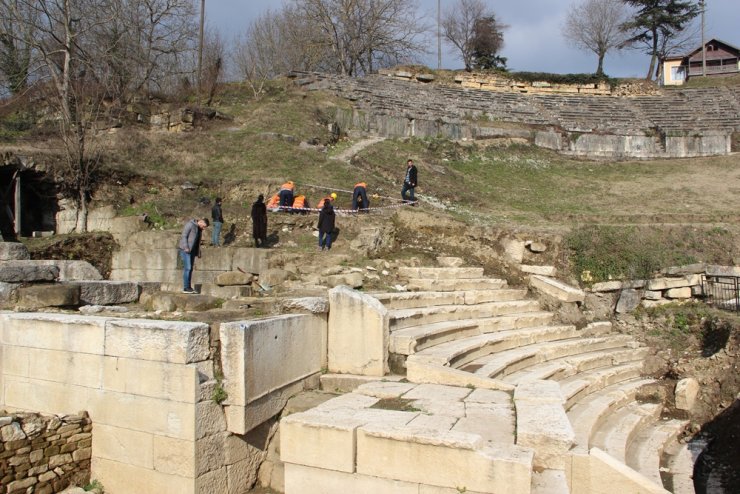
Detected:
[330,136,386,162]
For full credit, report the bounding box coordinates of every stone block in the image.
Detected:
[0,242,30,260]
[530,275,584,303]
[643,290,663,300]
[646,275,701,291]
[32,260,102,281]
[15,284,80,309]
[92,423,154,469]
[0,261,58,282]
[215,271,254,286]
[705,265,740,277]
[521,265,556,276]
[93,457,195,494]
[73,281,139,305]
[0,313,108,355]
[356,424,532,492]
[590,281,623,292]
[279,297,329,314]
[675,378,699,411]
[0,281,19,305]
[570,448,670,494]
[616,289,641,314]
[27,348,105,388]
[285,463,423,494]
[326,272,364,288]
[665,287,692,299]
[436,257,464,268]
[281,411,364,473]
[102,356,199,403]
[662,264,707,275]
[220,314,326,408]
[104,319,210,364]
[328,286,389,377]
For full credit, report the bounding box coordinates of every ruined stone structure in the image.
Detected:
[0,411,92,494]
[293,71,740,159]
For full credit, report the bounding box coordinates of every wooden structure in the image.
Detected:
[660,39,740,86]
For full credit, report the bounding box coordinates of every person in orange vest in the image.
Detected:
[317,192,337,209]
[278,181,295,209]
[291,194,310,214]
[352,182,369,212]
[266,194,280,211]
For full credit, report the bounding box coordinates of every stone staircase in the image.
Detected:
[281,259,693,493]
[375,261,688,493]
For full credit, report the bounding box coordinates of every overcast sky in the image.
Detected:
[206,0,738,78]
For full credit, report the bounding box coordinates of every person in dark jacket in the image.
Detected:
[401,159,418,204]
[178,217,209,293]
[211,197,224,246]
[251,194,268,248]
[317,200,336,251]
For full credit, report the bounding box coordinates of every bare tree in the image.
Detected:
[201,27,224,106]
[291,0,426,76]
[441,0,486,71]
[562,0,630,76]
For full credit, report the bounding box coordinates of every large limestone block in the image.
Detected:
[675,378,699,411]
[356,424,533,492]
[328,286,389,377]
[326,272,364,288]
[705,265,740,277]
[104,319,210,364]
[0,261,58,282]
[436,257,464,268]
[521,265,557,276]
[0,282,19,305]
[665,287,692,299]
[501,239,526,263]
[398,267,485,280]
[73,280,139,305]
[515,380,573,470]
[26,347,105,388]
[616,288,641,314]
[33,260,102,281]
[93,457,195,494]
[0,242,30,260]
[569,448,670,494]
[646,275,701,291]
[225,379,309,435]
[15,283,80,309]
[215,271,254,286]
[0,313,108,354]
[93,423,155,469]
[102,356,200,403]
[530,275,585,303]
[220,314,327,408]
[280,412,365,473]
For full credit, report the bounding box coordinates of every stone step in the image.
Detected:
[372,288,528,310]
[410,324,576,369]
[406,277,508,292]
[560,362,645,409]
[391,311,558,357]
[397,266,485,280]
[389,300,540,331]
[470,335,638,380]
[161,282,253,298]
[320,373,405,394]
[662,441,700,494]
[591,402,663,463]
[567,379,657,454]
[501,346,649,386]
[626,418,689,487]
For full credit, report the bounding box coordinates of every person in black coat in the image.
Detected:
[401,159,418,203]
[317,200,336,251]
[251,194,268,248]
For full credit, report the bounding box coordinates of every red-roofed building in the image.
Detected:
[659,38,740,86]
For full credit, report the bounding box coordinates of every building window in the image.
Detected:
[671,66,686,81]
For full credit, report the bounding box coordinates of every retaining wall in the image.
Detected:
[0,311,326,494]
[0,411,92,494]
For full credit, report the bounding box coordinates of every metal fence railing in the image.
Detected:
[701,275,740,312]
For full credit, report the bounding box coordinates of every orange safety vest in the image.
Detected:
[354,182,367,190]
[317,196,332,209]
[280,182,295,191]
[266,194,280,209]
[293,195,306,209]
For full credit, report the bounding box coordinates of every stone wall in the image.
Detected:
[0,310,328,494]
[110,231,270,284]
[0,411,91,494]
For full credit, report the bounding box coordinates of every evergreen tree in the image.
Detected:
[471,15,507,70]
[621,0,701,79]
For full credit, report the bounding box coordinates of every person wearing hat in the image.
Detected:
[317,192,337,209]
[178,217,209,293]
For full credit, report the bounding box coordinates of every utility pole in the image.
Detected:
[437,0,441,70]
[701,0,706,77]
[198,0,205,94]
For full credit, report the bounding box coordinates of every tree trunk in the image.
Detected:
[75,188,88,233]
[596,53,605,76]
